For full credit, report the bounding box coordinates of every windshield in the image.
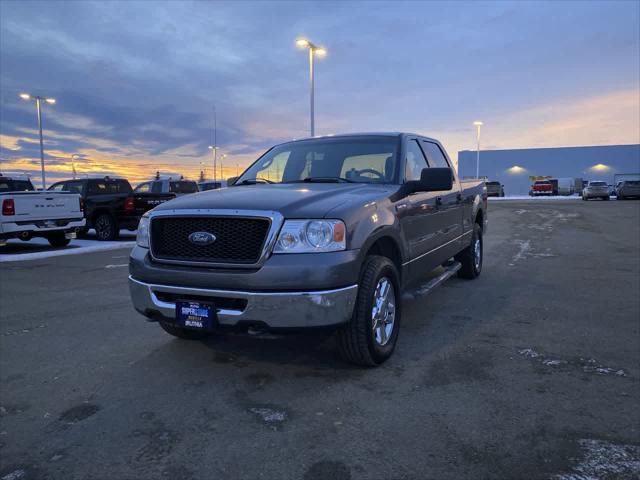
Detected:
[535,181,550,185]
[236,136,400,185]
[589,181,607,186]
[0,180,34,191]
[486,181,500,186]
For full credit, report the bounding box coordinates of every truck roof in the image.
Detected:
[275,132,441,147]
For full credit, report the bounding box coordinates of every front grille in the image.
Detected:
[151,216,271,264]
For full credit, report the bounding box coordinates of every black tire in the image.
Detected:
[603,196,609,201]
[455,223,483,279]
[159,321,212,340]
[94,213,118,241]
[47,232,70,248]
[336,255,401,366]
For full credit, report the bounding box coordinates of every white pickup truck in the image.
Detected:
[0,175,86,247]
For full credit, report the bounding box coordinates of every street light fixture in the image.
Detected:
[296,37,326,137]
[19,92,56,189]
[473,121,483,179]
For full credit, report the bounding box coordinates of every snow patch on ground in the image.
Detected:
[518,348,627,377]
[0,230,135,262]
[553,439,640,480]
[1,470,26,480]
[490,196,582,201]
[249,407,287,424]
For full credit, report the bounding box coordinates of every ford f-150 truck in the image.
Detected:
[48,177,175,240]
[0,175,85,247]
[129,133,487,365]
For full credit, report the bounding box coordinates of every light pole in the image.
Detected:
[20,93,56,189]
[71,154,80,179]
[473,121,483,179]
[218,154,227,180]
[296,38,326,137]
[208,145,218,183]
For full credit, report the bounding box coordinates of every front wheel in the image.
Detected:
[455,223,483,279]
[336,255,401,366]
[159,321,212,340]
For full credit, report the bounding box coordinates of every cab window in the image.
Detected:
[404,140,429,181]
[421,141,451,169]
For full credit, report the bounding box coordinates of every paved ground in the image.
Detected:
[1,200,639,480]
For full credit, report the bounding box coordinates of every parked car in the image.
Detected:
[530,180,554,196]
[129,133,487,366]
[198,180,227,191]
[616,180,640,200]
[582,181,610,201]
[485,181,504,197]
[48,177,175,240]
[134,178,198,196]
[0,175,85,247]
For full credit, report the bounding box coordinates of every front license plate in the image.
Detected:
[175,301,217,330]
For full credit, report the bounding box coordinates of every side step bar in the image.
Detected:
[402,261,461,301]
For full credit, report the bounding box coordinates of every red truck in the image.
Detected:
[529,180,554,196]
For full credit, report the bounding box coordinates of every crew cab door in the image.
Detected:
[419,140,464,247]
[396,138,463,284]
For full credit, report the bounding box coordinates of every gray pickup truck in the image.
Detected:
[129,133,487,365]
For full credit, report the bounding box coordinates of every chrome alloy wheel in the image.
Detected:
[474,237,482,271]
[372,277,396,346]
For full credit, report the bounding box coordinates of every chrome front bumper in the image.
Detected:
[129,276,358,328]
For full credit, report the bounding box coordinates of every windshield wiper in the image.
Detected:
[237,177,275,185]
[302,176,355,183]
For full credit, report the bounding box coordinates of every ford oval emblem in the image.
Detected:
[188,231,216,246]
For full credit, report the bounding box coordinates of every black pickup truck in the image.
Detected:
[129,133,487,365]
[48,177,174,240]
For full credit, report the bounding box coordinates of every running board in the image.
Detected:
[402,261,461,301]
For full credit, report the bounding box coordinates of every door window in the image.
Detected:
[404,139,429,181]
[421,141,451,169]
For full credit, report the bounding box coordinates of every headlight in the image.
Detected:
[274,219,346,253]
[136,215,150,248]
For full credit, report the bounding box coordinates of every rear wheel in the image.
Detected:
[455,223,483,279]
[336,255,400,366]
[159,321,212,340]
[47,232,70,248]
[94,214,118,241]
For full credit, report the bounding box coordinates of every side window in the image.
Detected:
[404,139,429,181]
[151,182,162,194]
[49,183,66,192]
[65,181,84,194]
[421,141,451,169]
[135,182,151,193]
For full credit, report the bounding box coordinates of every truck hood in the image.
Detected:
[152,183,397,218]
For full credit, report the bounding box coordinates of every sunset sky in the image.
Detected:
[1,0,639,187]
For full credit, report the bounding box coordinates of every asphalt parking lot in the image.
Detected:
[1,200,639,480]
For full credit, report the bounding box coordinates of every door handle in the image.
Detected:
[435,197,443,207]
[456,193,463,202]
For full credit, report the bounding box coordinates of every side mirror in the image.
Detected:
[404,168,453,194]
[227,176,238,186]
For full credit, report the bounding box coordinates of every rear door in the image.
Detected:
[420,140,464,245]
